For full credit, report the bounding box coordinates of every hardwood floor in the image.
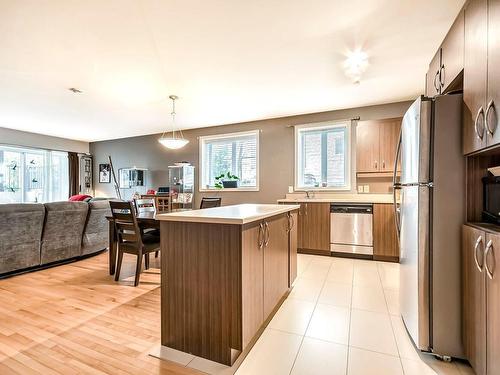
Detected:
[0,252,200,375]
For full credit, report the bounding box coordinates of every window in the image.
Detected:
[0,145,69,203]
[295,122,351,190]
[199,130,259,191]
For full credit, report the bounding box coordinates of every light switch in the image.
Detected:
[363,185,370,193]
[357,185,363,193]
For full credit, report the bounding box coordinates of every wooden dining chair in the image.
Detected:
[200,197,222,209]
[134,198,156,214]
[109,201,160,286]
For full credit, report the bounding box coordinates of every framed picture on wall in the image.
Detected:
[99,163,111,183]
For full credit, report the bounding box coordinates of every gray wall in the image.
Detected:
[0,127,89,153]
[90,100,412,206]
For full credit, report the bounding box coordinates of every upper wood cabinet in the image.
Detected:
[486,0,500,148]
[464,0,489,154]
[356,118,402,173]
[297,202,330,254]
[373,204,399,262]
[441,9,465,92]
[426,10,464,98]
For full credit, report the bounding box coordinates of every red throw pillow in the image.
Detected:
[69,194,92,201]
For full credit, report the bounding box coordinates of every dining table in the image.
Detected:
[106,211,159,275]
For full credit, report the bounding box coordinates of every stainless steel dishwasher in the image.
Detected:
[330,203,373,255]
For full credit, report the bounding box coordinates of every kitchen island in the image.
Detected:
[156,204,300,366]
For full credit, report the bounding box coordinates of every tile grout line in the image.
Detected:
[345,258,355,375]
[377,262,405,375]
[287,258,334,375]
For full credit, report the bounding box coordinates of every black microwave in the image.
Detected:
[482,175,500,224]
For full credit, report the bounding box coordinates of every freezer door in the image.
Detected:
[399,185,430,351]
[400,97,432,184]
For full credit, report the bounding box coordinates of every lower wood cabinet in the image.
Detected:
[297,202,330,254]
[373,203,399,262]
[288,211,298,286]
[241,213,292,348]
[462,224,500,375]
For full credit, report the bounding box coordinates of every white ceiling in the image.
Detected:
[0,0,465,142]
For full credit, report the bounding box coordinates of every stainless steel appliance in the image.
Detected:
[393,94,464,359]
[330,204,373,255]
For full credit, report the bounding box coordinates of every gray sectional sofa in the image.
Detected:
[0,200,111,276]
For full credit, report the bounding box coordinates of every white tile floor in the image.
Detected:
[235,254,474,375]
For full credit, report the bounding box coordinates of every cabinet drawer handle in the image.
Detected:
[433,70,440,93]
[374,160,378,169]
[264,222,270,247]
[258,222,264,249]
[485,239,495,280]
[475,107,485,140]
[382,160,385,169]
[474,236,483,273]
[485,100,496,136]
[439,64,445,88]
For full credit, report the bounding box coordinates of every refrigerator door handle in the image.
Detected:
[392,128,402,238]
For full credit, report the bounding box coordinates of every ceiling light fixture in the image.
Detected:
[158,95,189,150]
[344,49,369,84]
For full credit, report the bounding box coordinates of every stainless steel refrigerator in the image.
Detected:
[393,93,464,359]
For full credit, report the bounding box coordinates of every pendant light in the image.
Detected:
[158,95,189,149]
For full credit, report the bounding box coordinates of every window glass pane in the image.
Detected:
[201,132,258,189]
[0,145,69,203]
[0,150,22,203]
[296,123,349,190]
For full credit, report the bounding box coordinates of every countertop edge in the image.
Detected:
[156,204,300,225]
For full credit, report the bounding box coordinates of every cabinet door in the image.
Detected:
[462,225,486,375]
[373,204,399,261]
[426,49,442,97]
[464,0,488,154]
[486,0,500,147]
[305,203,331,253]
[241,221,264,348]
[263,215,290,318]
[486,232,500,375]
[356,121,380,172]
[440,10,464,92]
[288,212,298,286]
[379,118,402,172]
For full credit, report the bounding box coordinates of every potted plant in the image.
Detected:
[215,172,240,189]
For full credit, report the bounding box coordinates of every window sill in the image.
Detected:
[199,187,260,192]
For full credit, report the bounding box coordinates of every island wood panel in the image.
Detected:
[263,214,290,317]
[486,232,500,375]
[462,225,486,375]
[289,211,298,286]
[373,203,399,262]
[241,220,264,349]
[161,221,242,365]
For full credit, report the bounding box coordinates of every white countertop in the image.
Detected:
[277,193,394,204]
[156,204,300,225]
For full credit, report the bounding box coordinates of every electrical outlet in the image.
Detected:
[363,185,370,193]
[357,185,363,193]
[288,186,294,193]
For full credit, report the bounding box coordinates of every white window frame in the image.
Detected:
[294,121,351,191]
[199,130,260,192]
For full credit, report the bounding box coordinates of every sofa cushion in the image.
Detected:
[0,203,45,274]
[40,201,88,265]
[82,200,111,255]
